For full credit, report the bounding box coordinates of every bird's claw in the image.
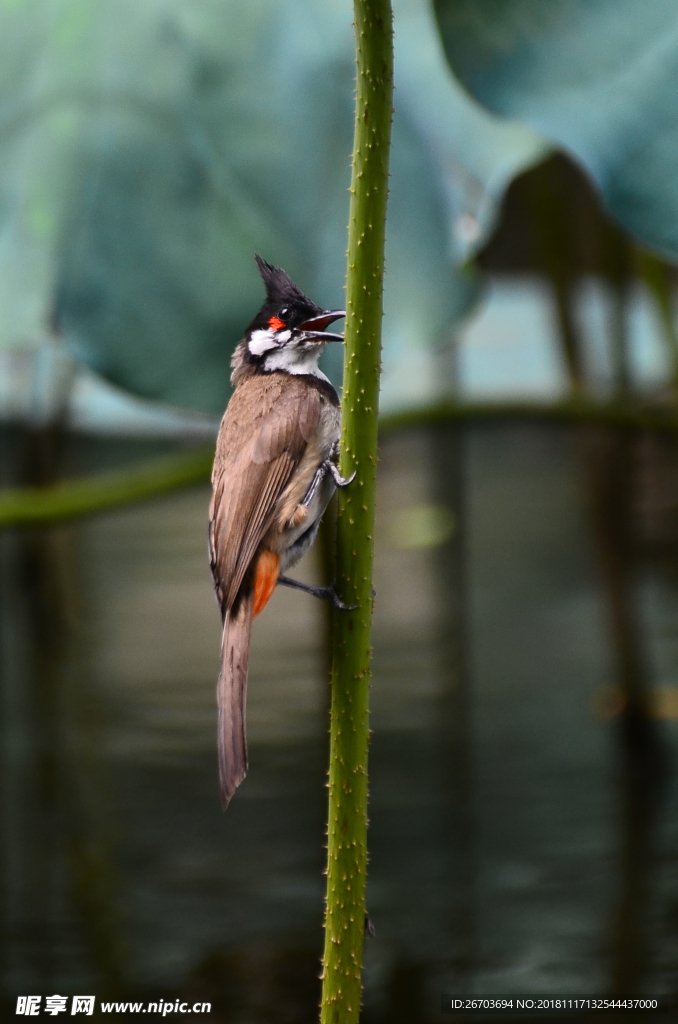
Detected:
[328,441,356,488]
[328,461,356,488]
[325,584,358,612]
[277,575,357,611]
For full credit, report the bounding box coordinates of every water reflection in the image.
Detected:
[1,423,677,1018]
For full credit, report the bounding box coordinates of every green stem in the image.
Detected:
[634,248,678,396]
[379,397,678,435]
[320,0,393,1020]
[0,444,214,527]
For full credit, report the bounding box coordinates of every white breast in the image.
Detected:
[263,344,331,383]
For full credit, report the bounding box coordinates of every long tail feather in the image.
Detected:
[217,589,254,809]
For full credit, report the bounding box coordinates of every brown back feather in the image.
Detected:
[209,373,321,616]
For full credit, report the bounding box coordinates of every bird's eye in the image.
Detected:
[280,308,289,318]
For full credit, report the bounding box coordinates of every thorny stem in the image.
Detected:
[319,0,393,1020]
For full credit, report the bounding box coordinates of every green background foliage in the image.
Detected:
[435,0,678,260]
[0,0,544,415]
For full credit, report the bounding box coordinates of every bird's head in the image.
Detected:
[232,255,345,382]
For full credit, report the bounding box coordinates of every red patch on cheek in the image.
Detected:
[268,316,285,331]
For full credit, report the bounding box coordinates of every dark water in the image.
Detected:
[1,424,678,1020]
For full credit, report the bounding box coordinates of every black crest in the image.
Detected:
[249,255,322,332]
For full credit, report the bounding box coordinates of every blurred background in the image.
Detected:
[2,0,678,1019]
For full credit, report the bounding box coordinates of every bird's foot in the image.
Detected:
[328,460,356,488]
[327,441,356,488]
[277,575,357,611]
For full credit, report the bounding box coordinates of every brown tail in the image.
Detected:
[217,589,254,809]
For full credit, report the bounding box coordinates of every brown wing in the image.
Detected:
[209,374,321,616]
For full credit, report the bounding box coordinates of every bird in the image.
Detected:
[209,254,354,809]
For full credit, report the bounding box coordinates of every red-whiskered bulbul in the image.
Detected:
[209,255,353,809]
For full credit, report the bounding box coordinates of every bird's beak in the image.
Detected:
[298,309,345,342]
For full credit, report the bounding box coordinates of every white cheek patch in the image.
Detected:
[248,329,277,356]
[248,328,290,356]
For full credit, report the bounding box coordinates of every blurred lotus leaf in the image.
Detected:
[434,0,678,261]
[0,0,546,417]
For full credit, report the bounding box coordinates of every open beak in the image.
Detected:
[298,309,345,342]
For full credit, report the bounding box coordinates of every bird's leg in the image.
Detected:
[288,445,356,528]
[300,463,326,509]
[302,440,356,506]
[287,466,324,528]
[277,575,357,611]
[327,439,356,488]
